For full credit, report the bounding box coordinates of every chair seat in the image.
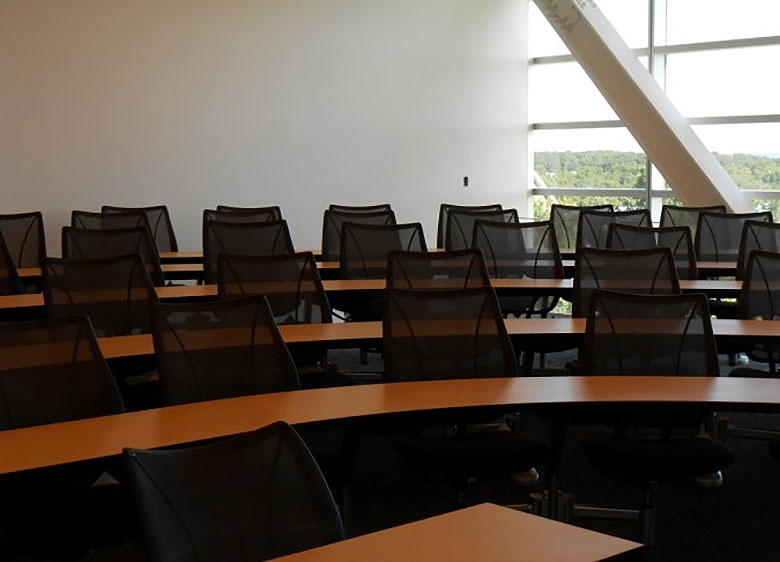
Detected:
[580,432,734,484]
[769,440,780,462]
[729,366,774,378]
[394,430,548,483]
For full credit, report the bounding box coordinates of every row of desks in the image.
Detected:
[0,279,747,313]
[2,376,780,475]
[16,259,739,281]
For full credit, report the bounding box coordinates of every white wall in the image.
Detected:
[0,0,528,253]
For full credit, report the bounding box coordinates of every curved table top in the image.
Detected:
[2,376,780,475]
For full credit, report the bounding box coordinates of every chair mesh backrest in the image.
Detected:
[0,231,22,295]
[660,204,726,235]
[473,220,563,279]
[445,208,519,252]
[218,252,332,324]
[0,211,46,268]
[437,204,502,249]
[212,206,283,222]
[550,204,613,250]
[740,250,780,321]
[43,255,158,337]
[103,205,179,252]
[124,421,344,562]
[573,247,681,318]
[736,221,780,279]
[203,219,295,284]
[329,204,392,213]
[695,211,773,262]
[151,296,299,405]
[62,226,165,286]
[383,287,517,382]
[386,249,490,290]
[71,210,151,232]
[339,222,426,280]
[321,209,396,261]
[577,209,651,250]
[607,224,697,280]
[581,290,718,377]
[0,316,123,430]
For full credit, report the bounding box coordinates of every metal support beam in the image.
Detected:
[533,0,751,212]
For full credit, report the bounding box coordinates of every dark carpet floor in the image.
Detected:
[6,348,780,561]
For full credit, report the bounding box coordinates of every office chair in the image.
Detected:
[0,211,46,268]
[607,223,698,280]
[103,205,179,252]
[0,231,22,295]
[62,226,165,286]
[329,203,392,213]
[445,208,518,252]
[695,211,772,263]
[339,222,426,281]
[71,209,151,232]
[321,208,396,261]
[383,287,549,503]
[210,206,283,222]
[577,290,733,545]
[573,247,680,318]
[202,218,294,283]
[550,204,613,251]
[124,421,344,562]
[386,249,490,290]
[576,209,651,250]
[736,220,780,280]
[659,204,726,237]
[437,203,502,249]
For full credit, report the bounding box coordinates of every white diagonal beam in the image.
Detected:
[534,0,751,212]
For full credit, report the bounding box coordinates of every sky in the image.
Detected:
[530,0,780,155]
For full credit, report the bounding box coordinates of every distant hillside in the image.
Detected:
[535,151,780,191]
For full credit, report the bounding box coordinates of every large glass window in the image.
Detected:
[529,0,780,219]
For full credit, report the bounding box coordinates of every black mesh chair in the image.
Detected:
[124,421,344,562]
[736,221,780,280]
[473,220,563,315]
[0,231,22,295]
[217,252,341,380]
[660,204,727,237]
[340,222,426,280]
[211,206,283,221]
[383,288,549,501]
[445,208,518,252]
[578,290,733,545]
[437,204,502,249]
[550,204,613,251]
[573,247,680,318]
[151,296,298,405]
[386,249,490,290]
[203,219,294,284]
[71,209,151,232]
[695,211,773,262]
[321,208,396,261]
[103,205,179,252]
[0,316,124,554]
[0,211,46,268]
[577,209,651,250]
[43,255,158,337]
[0,315,123,429]
[732,251,780,376]
[607,224,698,280]
[62,226,165,286]
[329,203,392,213]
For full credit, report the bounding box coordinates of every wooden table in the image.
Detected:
[2,376,780,475]
[271,503,641,562]
[0,279,745,313]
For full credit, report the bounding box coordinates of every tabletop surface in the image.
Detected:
[271,503,641,562]
[2,376,780,475]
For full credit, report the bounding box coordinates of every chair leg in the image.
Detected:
[521,351,534,376]
[640,485,657,546]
